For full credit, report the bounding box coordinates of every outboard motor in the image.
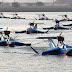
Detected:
[4,31,15,47]
[65,15,67,18]
[55,19,59,24]
[57,36,64,45]
[29,23,34,26]
[42,14,45,16]
[15,14,18,16]
[4,31,10,37]
[1,13,3,15]
[4,31,10,35]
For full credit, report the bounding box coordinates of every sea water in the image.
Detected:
[0,12,72,72]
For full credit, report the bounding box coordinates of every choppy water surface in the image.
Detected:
[0,12,72,72]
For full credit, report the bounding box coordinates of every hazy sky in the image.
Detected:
[0,0,56,3]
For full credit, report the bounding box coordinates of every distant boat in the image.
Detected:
[0,30,31,47]
[36,14,53,20]
[43,19,71,30]
[15,22,48,34]
[11,13,25,19]
[58,15,72,22]
[0,13,10,19]
[31,34,72,56]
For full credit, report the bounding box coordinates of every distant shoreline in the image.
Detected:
[0,5,72,12]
